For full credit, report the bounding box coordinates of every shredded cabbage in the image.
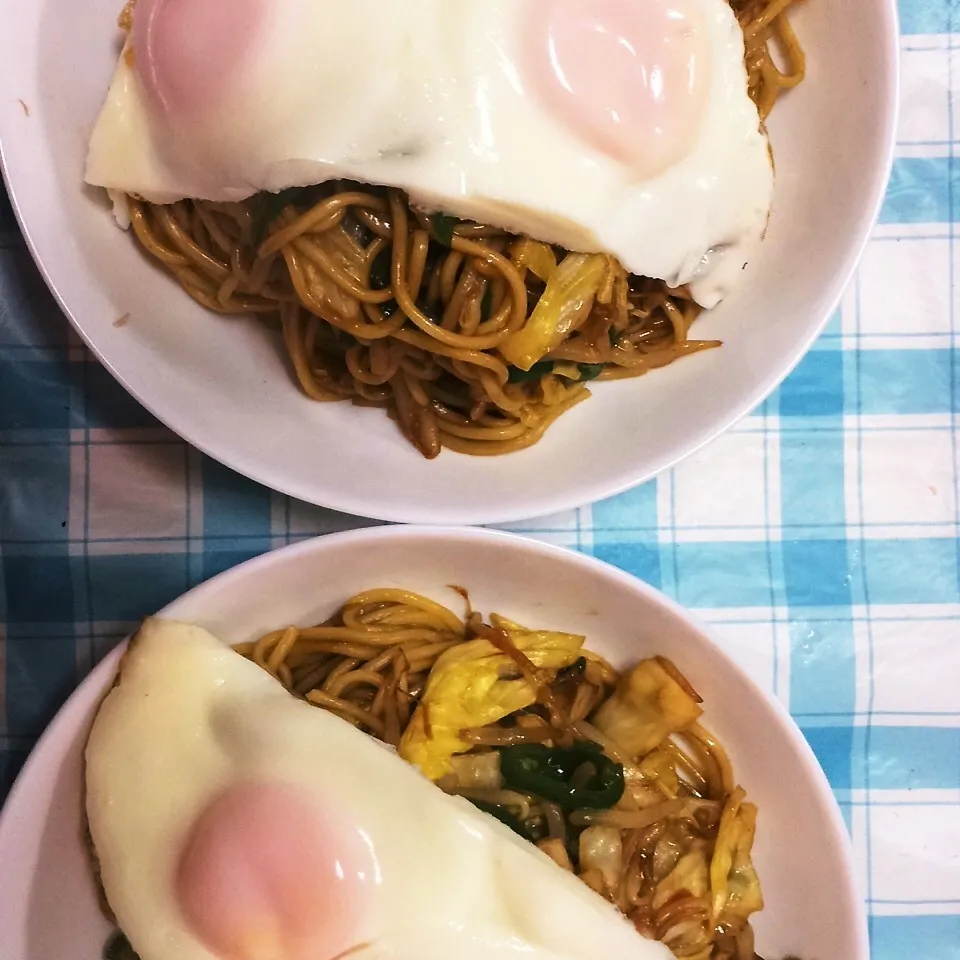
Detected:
[510,238,558,282]
[639,747,682,799]
[447,752,502,789]
[710,787,764,924]
[499,253,609,370]
[593,658,703,759]
[398,621,583,779]
[652,848,710,910]
[298,224,368,322]
[579,825,624,892]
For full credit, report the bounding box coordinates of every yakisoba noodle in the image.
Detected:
[235,589,773,960]
[127,0,804,459]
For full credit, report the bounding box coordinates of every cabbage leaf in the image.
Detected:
[499,253,608,370]
[399,620,583,779]
[592,658,703,759]
[710,787,764,924]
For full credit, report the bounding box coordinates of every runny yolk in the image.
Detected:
[131,0,264,119]
[175,781,369,960]
[521,0,711,180]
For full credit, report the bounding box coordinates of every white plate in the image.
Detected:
[0,0,897,523]
[0,1,897,525]
[0,526,867,960]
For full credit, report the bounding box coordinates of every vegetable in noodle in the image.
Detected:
[234,588,778,960]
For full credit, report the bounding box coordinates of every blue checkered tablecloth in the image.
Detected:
[2,2,959,956]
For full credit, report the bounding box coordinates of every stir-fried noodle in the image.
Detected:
[236,589,771,960]
[125,0,804,457]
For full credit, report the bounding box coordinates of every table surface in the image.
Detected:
[2,4,960,958]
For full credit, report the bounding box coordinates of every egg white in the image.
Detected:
[86,0,772,306]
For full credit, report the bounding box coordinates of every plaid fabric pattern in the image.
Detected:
[2,2,959,955]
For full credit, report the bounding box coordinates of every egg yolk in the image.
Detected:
[131,0,263,118]
[175,781,370,960]
[522,0,711,179]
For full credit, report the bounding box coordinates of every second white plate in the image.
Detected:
[0,526,867,960]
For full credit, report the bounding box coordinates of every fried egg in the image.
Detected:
[86,0,773,307]
[85,618,671,960]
